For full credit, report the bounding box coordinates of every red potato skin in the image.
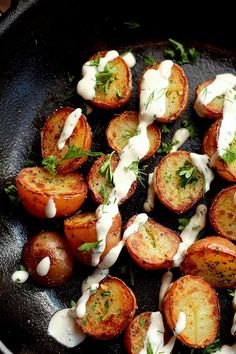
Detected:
[195,80,222,119]
[23,231,74,287]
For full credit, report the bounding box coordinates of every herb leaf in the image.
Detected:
[42,155,58,175]
[101,290,110,296]
[227,289,235,297]
[124,21,140,29]
[160,124,170,134]
[164,38,199,65]
[100,151,115,185]
[89,56,100,67]
[120,129,138,141]
[144,55,156,65]
[69,300,77,308]
[157,142,173,154]
[178,217,190,231]
[181,116,198,138]
[147,339,154,354]
[64,145,104,160]
[222,147,236,165]
[176,160,200,188]
[124,161,147,186]
[96,63,117,95]
[139,318,146,328]
[99,185,110,204]
[19,264,25,271]
[201,338,221,354]
[78,240,102,253]
[4,185,20,207]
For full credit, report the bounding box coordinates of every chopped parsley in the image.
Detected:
[221,146,236,165]
[101,290,111,296]
[99,185,110,204]
[176,160,199,188]
[160,124,170,134]
[178,217,190,231]
[144,55,156,65]
[227,289,235,297]
[69,300,77,308]
[64,145,104,160]
[164,38,199,65]
[181,116,199,138]
[157,142,175,154]
[96,63,117,94]
[124,161,147,186]
[99,151,115,185]
[116,89,123,98]
[4,184,20,207]
[78,240,102,253]
[139,318,146,328]
[120,129,138,141]
[42,155,58,175]
[147,339,154,354]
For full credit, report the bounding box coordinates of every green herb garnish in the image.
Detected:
[99,185,110,204]
[78,240,102,253]
[222,146,236,165]
[164,38,199,65]
[42,155,58,175]
[139,318,146,328]
[176,160,199,188]
[181,116,199,138]
[89,56,100,67]
[96,63,117,95]
[147,339,154,354]
[227,289,235,297]
[69,300,77,308]
[160,124,170,134]
[116,89,123,98]
[124,21,140,29]
[144,55,156,65]
[120,129,138,141]
[4,184,20,207]
[157,142,173,154]
[19,265,25,271]
[178,217,190,231]
[124,161,147,186]
[101,291,111,296]
[64,145,104,160]
[100,151,115,185]
[201,338,221,354]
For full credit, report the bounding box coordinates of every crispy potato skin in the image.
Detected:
[153,151,204,214]
[203,120,236,182]
[89,51,132,110]
[124,312,151,354]
[210,185,236,241]
[125,215,181,270]
[64,212,122,265]
[106,111,161,160]
[163,275,219,348]
[23,231,74,287]
[76,276,137,340]
[194,80,223,119]
[138,62,188,123]
[181,236,236,288]
[41,107,92,174]
[87,154,137,205]
[16,167,87,218]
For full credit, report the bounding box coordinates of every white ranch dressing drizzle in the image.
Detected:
[57,108,82,150]
[173,204,207,267]
[139,60,173,122]
[36,256,50,276]
[121,52,136,68]
[44,197,57,218]
[143,173,155,212]
[173,312,186,336]
[233,192,236,206]
[170,128,190,152]
[12,270,29,284]
[194,73,236,117]
[139,311,175,354]
[217,88,236,157]
[214,343,236,354]
[76,50,119,100]
[48,308,86,348]
[231,290,236,336]
[190,153,214,193]
[158,271,173,310]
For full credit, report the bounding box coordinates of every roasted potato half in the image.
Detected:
[106,111,161,160]
[139,62,188,123]
[83,51,132,110]
[163,275,219,348]
[125,215,180,270]
[23,231,74,287]
[153,151,204,214]
[181,236,236,288]
[16,167,87,218]
[210,185,236,241]
[76,276,137,340]
[41,107,92,174]
[87,154,137,205]
[64,211,122,266]
[194,80,224,119]
[203,120,236,182]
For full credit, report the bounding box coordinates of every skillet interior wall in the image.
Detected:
[0,1,236,353]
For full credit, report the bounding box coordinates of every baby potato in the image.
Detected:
[76,276,137,340]
[41,107,92,174]
[23,231,74,287]
[64,211,122,266]
[16,167,87,218]
[106,111,161,160]
[125,215,180,270]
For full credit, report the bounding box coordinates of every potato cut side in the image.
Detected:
[64,211,122,266]
[87,154,137,205]
[210,185,236,241]
[153,151,204,214]
[16,167,87,218]
[106,111,161,160]
[139,62,188,123]
[203,120,236,182]
[90,51,132,110]
[181,236,236,288]
[76,276,137,340]
[41,107,92,174]
[125,215,180,269]
[163,275,219,348]
[194,80,224,119]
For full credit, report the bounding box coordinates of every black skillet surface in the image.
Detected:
[0,1,236,353]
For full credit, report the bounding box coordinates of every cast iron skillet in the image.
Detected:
[0,1,236,353]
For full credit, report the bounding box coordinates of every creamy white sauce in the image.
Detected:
[12,270,29,284]
[36,256,50,276]
[233,192,236,206]
[77,50,119,100]
[158,271,173,310]
[143,173,155,212]
[57,108,82,150]
[123,213,148,240]
[173,312,186,336]
[139,60,173,122]
[81,268,109,293]
[48,308,86,348]
[214,343,236,354]
[121,52,136,68]
[170,128,190,152]
[44,197,57,218]
[217,88,236,157]
[173,204,207,267]
[139,311,175,354]
[194,73,236,117]
[190,153,214,193]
